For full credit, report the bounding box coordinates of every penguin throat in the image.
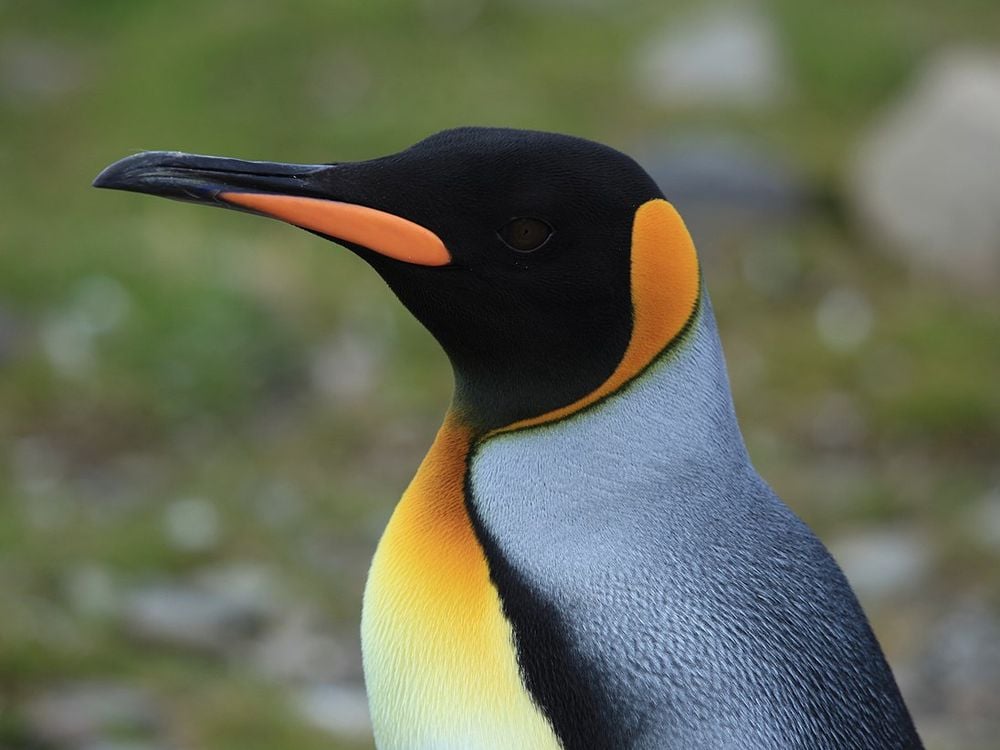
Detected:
[449,345,623,434]
[360,414,561,747]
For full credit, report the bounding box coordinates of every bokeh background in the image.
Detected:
[2,2,999,749]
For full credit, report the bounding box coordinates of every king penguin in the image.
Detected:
[94,127,923,750]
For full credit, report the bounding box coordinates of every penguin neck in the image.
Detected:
[458,291,749,471]
[624,294,749,471]
[444,305,631,434]
[449,354,616,436]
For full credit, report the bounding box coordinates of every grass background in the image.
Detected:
[1,1,998,748]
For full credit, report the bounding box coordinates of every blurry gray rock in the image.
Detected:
[198,562,283,618]
[814,286,874,353]
[830,527,931,600]
[24,682,159,746]
[163,496,220,552]
[852,49,1000,288]
[303,48,373,117]
[0,35,92,108]
[64,562,119,620]
[11,434,65,498]
[124,586,255,652]
[70,276,132,335]
[633,6,788,109]
[123,565,280,654]
[252,609,360,683]
[636,134,807,254]
[40,276,132,380]
[294,683,371,740]
[40,308,98,379]
[910,599,1000,740]
[310,326,384,407]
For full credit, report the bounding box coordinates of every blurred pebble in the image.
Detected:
[123,580,269,653]
[815,286,873,353]
[41,308,97,378]
[830,527,931,600]
[40,276,132,379]
[252,609,359,683]
[0,34,91,107]
[912,598,1000,737]
[71,276,132,335]
[24,682,159,746]
[852,49,1000,288]
[99,452,167,512]
[64,562,119,620]
[198,562,283,619]
[163,497,220,552]
[310,327,384,407]
[294,683,372,740]
[633,6,787,109]
[304,47,373,117]
[11,435,64,497]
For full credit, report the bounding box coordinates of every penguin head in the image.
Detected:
[95,127,699,430]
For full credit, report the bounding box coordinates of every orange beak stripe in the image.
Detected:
[221,191,451,267]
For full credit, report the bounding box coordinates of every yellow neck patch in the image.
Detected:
[361,414,560,749]
[497,198,700,433]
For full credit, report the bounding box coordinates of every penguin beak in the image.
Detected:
[93,151,452,267]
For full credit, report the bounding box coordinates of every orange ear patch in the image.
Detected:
[221,191,451,266]
[496,198,700,433]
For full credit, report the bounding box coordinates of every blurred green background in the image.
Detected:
[2,1,999,749]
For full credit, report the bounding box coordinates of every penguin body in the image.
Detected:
[94,127,923,750]
[470,298,914,749]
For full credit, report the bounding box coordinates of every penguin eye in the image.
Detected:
[498,217,553,253]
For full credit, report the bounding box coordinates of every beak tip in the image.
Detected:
[92,151,159,191]
[91,151,226,201]
[92,164,120,189]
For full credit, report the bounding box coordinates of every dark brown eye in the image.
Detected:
[498,217,553,253]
